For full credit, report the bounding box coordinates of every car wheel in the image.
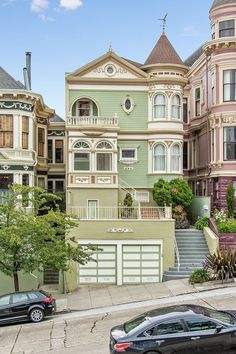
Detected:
[29,308,45,323]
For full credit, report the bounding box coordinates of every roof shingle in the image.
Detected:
[0,67,25,89]
[144,32,184,66]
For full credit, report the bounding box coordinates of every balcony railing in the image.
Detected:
[67,115,119,127]
[68,206,172,220]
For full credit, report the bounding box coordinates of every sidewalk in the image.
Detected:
[42,279,236,313]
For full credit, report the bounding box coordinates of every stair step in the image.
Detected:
[169,266,201,271]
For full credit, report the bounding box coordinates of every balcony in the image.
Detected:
[67,206,172,220]
[67,115,119,132]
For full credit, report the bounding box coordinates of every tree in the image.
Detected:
[226,183,235,218]
[152,179,172,206]
[169,178,193,209]
[0,184,97,292]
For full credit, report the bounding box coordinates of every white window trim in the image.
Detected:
[170,143,181,173]
[171,94,182,121]
[73,151,91,172]
[153,143,167,173]
[95,151,113,172]
[119,148,138,163]
[153,93,167,120]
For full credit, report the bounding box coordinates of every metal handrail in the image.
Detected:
[174,238,180,273]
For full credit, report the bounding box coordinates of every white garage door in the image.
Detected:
[122,245,160,284]
[79,245,117,284]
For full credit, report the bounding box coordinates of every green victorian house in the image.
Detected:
[64,33,188,291]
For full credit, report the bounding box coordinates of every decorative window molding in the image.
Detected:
[153,93,166,120]
[96,141,113,150]
[105,64,116,77]
[120,148,137,164]
[73,141,90,149]
[153,143,167,172]
[121,96,135,115]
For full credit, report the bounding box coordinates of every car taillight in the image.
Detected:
[114,342,133,352]
[43,297,53,303]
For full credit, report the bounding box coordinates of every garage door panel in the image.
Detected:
[79,244,117,285]
[122,244,161,284]
[123,253,141,260]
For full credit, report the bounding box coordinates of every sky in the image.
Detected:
[0,0,214,118]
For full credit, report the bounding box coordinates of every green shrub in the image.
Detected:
[195,216,210,230]
[169,178,193,209]
[227,183,235,218]
[204,249,236,282]
[152,179,172,206]
[217,218,236,233]
[213,209,227,224]
[189,269,209,284]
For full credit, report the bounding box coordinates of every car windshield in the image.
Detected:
[204,309,235,325]
[124,314,150,334]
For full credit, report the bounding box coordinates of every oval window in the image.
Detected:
[107,66,114,74]
[125,99,131,111]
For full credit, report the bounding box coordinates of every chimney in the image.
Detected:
[23,67,30,90]
[26,52,31,90]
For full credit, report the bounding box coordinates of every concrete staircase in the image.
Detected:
[163,229,209,281]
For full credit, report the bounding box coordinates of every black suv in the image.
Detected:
[0,290,56,324]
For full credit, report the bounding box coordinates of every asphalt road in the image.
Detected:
[1,287,236,354]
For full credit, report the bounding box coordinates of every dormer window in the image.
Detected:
[219,20,235,38]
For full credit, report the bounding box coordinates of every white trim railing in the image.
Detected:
[174,238,180,273]
[68,206,172,220]
[67,115,119,127]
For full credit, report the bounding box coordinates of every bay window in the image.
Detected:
[224,127,236,160]
[38,128,45,156]
[0,115,13,148]
[171,95,181,120]
[153,94,166,119]
[171,144,181,172]
[22,116,29,149]
[219,20,235,38]
[154,144,166,172]
[223,70,236,102]
[195,88,201,116]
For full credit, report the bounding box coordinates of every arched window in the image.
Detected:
[73,140,90,171]
[153,94,166,119]
[171,144,181,172]
[96,141,113,171]
[72,98,98,117]
[154,144,166,172]
[96,141,113,150]
[171,95,181,120]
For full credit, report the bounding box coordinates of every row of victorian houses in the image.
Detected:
[0,0,236,292]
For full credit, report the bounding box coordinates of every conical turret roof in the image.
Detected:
[144,32,184,66]
[211,0,236,10]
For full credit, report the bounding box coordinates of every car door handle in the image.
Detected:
[191,336,200,341]
[155,340,165,345]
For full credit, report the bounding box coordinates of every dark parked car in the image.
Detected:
[0,290,56,324]
[110,304,236,354]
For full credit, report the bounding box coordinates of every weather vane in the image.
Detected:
[158,13,168,32]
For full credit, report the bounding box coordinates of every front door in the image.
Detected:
[136,320,194,354]
[11,293,30,319]
[87,200,98,219]
[0,294,11,322]
[184,317,233,354]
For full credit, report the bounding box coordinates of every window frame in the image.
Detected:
[153,93,166,120]
[224,127,236,161]
[0,114,13,148]
[219,19,235,38]
[55,139,64,164]
[223,69,236,102]
[96,152,113,171]
[153,143,167,173]
[120,148,137,162]
[74,151,91,171]
[171,144,181,173]
[38,127,45,157]
[171,94,181,120]
[195,88,201,117]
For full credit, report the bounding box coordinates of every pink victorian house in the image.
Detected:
[184,0,236,211]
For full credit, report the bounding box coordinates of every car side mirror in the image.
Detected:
[215,326,223,334]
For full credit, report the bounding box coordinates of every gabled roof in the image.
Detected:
[0,67,25,89]
[68,51,149,80]
[184,46,204,67]
[211,0,236,10]
[144,32,184,66]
